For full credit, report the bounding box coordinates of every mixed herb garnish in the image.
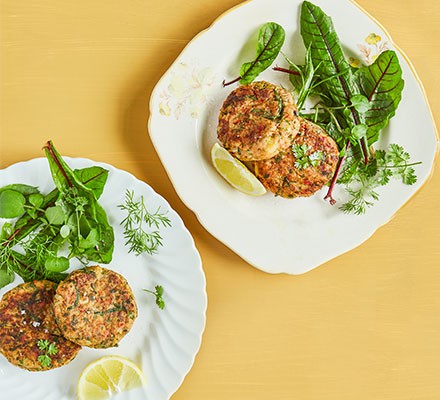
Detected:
[222,1,420,214]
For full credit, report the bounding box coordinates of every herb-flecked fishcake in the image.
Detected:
[0,280,81,371]
[217,81,301,161]
[53,266,137,348]
[253,118,339,198]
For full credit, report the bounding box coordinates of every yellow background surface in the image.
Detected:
[1,0,439,399]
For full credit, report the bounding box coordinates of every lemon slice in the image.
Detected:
[78,356,147,400]
[211,143,266,196]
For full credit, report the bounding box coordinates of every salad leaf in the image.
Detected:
[355,50,404,144]
[300,1,359,109]
[240,22,285,85]
[43,141,114,264]
[0,190,26,218]
[224,22,285,86]
[300,1,370,162]
[74,166,109,199]
[0,184,39,196]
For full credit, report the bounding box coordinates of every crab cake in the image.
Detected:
[53,266,137,348]
[0,280,81,371]
[254,118,339,198]
[217,81,300,161]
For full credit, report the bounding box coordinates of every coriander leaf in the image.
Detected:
[0,190,26,218]
[46,342,59,356]
[37,339,50,351]
[38,354,52,368]
[292,144,324,170]
[143,285,165,310]
[36,339,58,367]
[339,144,420,214]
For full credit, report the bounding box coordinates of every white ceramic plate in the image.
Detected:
[0,157,207,400]
[148,0,438,274]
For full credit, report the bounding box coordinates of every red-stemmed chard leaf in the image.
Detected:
[355,50,404,145]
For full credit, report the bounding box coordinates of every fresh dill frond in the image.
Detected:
[118,190,171,256]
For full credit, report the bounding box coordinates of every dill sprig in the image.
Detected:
[118,190,171,256]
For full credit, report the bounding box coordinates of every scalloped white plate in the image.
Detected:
[148,0,438,274]
[0,157,207,400]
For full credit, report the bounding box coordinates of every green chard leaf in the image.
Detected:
[43,141,114,264]
[300,1,370,161]
[224,22,285,86]
[355,50,404,145]
[73,166,109,199]
[240,22,285,85]
[300,2,360,109]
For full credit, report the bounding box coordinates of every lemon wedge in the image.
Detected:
[78,356,147,400]
[211,143,266,196]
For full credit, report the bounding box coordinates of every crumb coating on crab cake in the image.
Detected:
[0,280,81,371]
[254,118,339,198]
[217,81,301,161]
[53,266,137,349]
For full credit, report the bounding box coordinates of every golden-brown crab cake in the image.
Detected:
[217,81,300,161]
[0,280,81,371]
[53,266,138,349]
[254,118,339,198]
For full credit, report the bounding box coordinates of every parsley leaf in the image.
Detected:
[37,339,58,367]
[339,144,421,214]
[143,285,165,310]
[292,144,325,170]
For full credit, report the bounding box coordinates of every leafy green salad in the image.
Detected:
[223,1,420,214]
